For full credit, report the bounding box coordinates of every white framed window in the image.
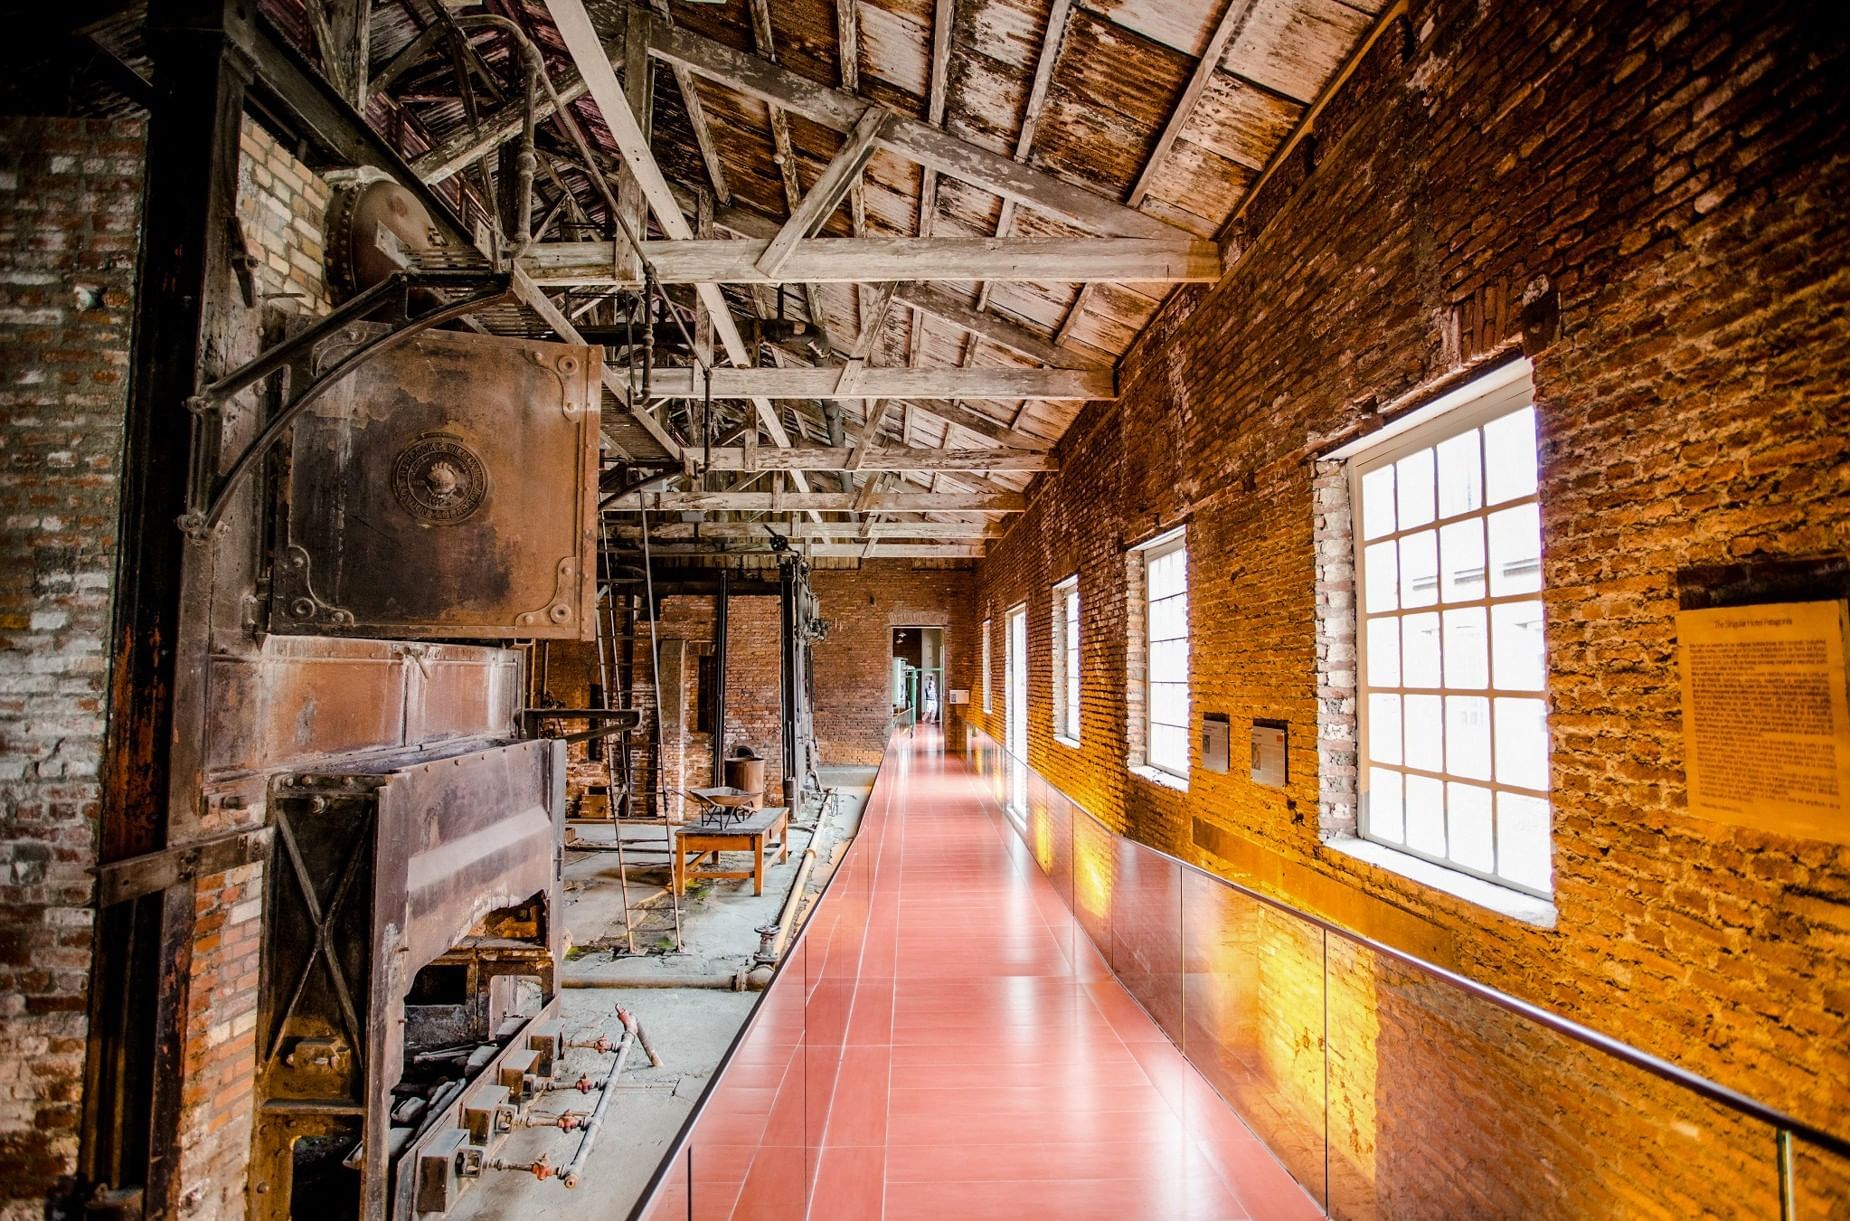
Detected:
[1141,529,1190,779]
[1052,575,1080,744]
[1348,360,1552,897]
[1005,605,1028,820]
[981,617,992,714]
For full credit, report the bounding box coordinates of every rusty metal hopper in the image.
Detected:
[270,325,599,640]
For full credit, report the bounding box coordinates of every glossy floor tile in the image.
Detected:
[639,729,1321,1220]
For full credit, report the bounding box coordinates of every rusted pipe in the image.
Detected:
[613,1004,661,1069]
[561,1031,634,1189]
[758,845,817,966]
[562,970,746,991]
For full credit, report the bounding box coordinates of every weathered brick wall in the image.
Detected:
[235,120,330,316]
[968,0,1849,1213]
[0,116,143,1216]
[592,564,975,809]
[0,112,360,1219]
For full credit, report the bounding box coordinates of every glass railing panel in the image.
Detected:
[631,1146,689,1221]
[1109,834,1185,1045]
[1180,866,1329,1209]
[1037,783,1080,972]
[1070,809,1117,962]
[1326,940,1779,1218]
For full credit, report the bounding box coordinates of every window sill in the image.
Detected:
[1128,762,1189,793]
[1055,734,1081,750]
[1323,835,1557,928]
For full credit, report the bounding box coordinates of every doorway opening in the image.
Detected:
[892,627,945,729]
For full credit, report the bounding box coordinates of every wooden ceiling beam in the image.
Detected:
[701,445,1054,473]
[758,106,890,276]
[543,0,823,517]
[606,491,1025,512]
[663,181,1101,367]
[639,10,1185,240]
[522,235,1220,285]
[645,366,1111,401]
[611,521,1001,540]
[640,542,984,558]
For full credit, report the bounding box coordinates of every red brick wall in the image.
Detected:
[811,562,975,764]
[967,0,1849,1212]
[0,115,143,1211]
[550,562,974,814]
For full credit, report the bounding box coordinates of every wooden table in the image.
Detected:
[671,806,790,897]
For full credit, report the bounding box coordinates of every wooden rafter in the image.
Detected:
[640,12,1185,240]
[648,0,731,203]
[833,0,868,236]
[606,491,1025,512]
[744,0,837,355]
[644,365,1112,402]
[974,0,1074,311]
[1057,0,1259,345]
[611,521,1000,540]
[757,106,890,276]
[542,0,824,521]
[915,0,954,238]
[522,235,1221,286]
[700,445,1053,473]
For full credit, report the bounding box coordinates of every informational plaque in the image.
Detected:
[1676,599,1850,844]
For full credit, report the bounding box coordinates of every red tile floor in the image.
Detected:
[637,729,1322,1220]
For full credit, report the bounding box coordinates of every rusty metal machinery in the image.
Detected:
[270,325,600,639]
[324,180,451,303]
[248,737,572,1219]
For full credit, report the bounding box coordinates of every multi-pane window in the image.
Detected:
[1006,606,1028,819]
[981,618,992,713]
[1144,532,1190,777]
[1052,576,1080,743]
[1352,365,1551,896]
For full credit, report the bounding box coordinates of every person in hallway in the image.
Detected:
[921,673,940,724]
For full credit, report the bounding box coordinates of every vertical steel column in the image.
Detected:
[779,558,799,806]
[712,568,728,785]
[83,1,249,1213]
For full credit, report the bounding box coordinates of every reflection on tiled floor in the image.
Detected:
[638,729,1323,1220]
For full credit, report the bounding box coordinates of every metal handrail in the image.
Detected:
[622,738,905,1220]
[965,725,1850,1165]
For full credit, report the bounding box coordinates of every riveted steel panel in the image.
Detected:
[272,324,599,639]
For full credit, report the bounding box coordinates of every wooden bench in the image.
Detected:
[671,806,790,897]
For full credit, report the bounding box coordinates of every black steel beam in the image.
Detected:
[85,1,249,1213]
